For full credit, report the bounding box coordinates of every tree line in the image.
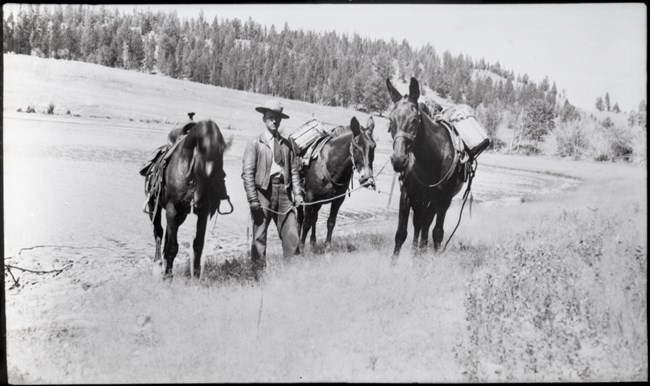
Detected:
[9,4,644,162]
[3,4,561,116]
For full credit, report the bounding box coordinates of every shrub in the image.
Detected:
[16,107,22,112]
[26,105,36,113]
[518,144,541,156]
[458,210,647,381]
[66,110,71,115]
[607,125,635,162]
[555,122,590,159]
[47,102,55,115]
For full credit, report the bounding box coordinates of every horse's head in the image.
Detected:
[349,116,376,189]
[387,77,422,173]
[189,120,227,179]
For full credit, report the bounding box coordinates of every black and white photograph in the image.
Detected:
[2,3,647,383]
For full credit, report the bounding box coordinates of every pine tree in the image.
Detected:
[612,103,621,113]
[3,11,15,53]
[523,99,555,145]
[142,32,156,72]
[595,97,604,111]
[605,92,611,111]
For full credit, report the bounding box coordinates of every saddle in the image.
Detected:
[435,117,471,183]
[440,104,490,159]
[289,118,336,168]
[299,134,333,167]
[141,134,187,214]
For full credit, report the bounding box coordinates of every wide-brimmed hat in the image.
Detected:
[255,100,290,119]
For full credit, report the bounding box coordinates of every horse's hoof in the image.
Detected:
[162,271,173,281]
[152,261,163,278]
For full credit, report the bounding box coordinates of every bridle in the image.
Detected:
[391,106,459,189]
[324,130,373,187]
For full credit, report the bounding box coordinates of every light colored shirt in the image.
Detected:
[264,129,283,178]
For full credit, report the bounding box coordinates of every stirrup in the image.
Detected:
[217,197,234,215]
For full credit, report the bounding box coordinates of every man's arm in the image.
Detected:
[289,149,304,204]
[241,140,259,204]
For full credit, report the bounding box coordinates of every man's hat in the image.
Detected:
[255,100,290,119]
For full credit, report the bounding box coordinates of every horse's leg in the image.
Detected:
[411,200,423,251]
[432,197,452,251]
[191,211,208,280]
[306,204,321,247]
[392,190,411,260]
[152,206,163,263]
[300,204,315,250]
[419,203,436,251]
[162,204,187,279]
[325,197,345,250]
[297,205,304,239]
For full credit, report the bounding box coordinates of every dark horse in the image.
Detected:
[386,78,465,259]
[298,116,376,250]
[149,120,229,279]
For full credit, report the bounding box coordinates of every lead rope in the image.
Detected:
[442,158,478,252]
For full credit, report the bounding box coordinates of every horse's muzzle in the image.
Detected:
[391,154,409,173]
[360,176,376,190]
[358,168,375,190]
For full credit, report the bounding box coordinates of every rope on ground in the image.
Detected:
[4,244,123,288]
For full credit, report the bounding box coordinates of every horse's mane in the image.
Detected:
[329,125,350,138]
[184,120,226,153]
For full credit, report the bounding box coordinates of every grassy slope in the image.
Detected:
[4,54,647,382]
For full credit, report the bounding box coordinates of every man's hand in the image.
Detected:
[293,195,304,207]
[250,201,263,219]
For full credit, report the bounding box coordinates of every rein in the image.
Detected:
[442,158,478,252]
[258,155,391,215]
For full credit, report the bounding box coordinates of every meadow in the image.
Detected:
[3,54,647,382]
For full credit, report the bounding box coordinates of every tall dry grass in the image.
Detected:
[454,167,647,382]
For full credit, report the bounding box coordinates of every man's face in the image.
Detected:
[263,111,282,133]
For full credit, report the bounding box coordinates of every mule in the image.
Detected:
[148,119,230,279]
[386,77,465,259]
[298,116,376,250]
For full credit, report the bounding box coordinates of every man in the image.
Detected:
[241,100,304,277]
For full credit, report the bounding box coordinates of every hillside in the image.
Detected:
[2,53,378,138]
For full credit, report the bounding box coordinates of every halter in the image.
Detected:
[393,107,459,189]
[323,134,366,187]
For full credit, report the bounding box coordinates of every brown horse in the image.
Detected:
[386,77,465,259]
[298,117,376,250]
[149,119,230,279]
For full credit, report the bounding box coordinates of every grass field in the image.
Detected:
[3,54,647,382]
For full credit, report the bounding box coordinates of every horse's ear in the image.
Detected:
[350,116,361,137]
[366,116,375,135]
[386,78,402,104]
[408,77,420,103]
